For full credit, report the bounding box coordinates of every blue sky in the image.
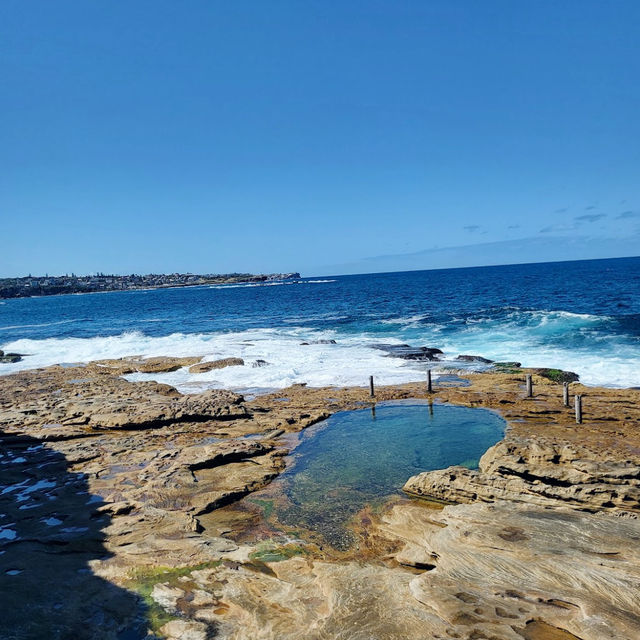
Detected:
[1,1,639,277]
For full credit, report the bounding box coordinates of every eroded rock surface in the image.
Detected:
[189,357,244,373]
[404,437,640,512]
[1,360,639,639]
[379,501,640,640]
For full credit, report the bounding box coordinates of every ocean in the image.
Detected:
[1,256,639,392]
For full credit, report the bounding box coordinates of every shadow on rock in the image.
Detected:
[0,429,147,640]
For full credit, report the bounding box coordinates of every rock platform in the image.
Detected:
[0,358,639,639]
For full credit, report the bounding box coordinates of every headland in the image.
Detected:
[0,271,301,299]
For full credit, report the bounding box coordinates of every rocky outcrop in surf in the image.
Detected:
[371,343,444,361]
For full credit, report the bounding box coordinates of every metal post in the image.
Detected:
[575,394,582,424]
[427,369,433,393]
[563,382,569,407]
[369,375,375,397]
[526,374,533,398]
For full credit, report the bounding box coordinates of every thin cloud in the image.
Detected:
[507,224,520,229]
[540,223,576,234]
[616,211,639,219]
[554,208,568,213]
[584,205,597,210]
[574,214,606,223]
[463,225,481,232]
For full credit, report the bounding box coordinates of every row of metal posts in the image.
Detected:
[369,369,433,398]
[369,371,583,423]
[526,374,582,423]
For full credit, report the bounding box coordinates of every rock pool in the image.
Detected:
[248,401,505,550]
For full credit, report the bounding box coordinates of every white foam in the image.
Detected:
[123,329,431,393]
[414,309,640,388]
[209,282,289,289]
[381,314,430,326]
[1,309,639,390]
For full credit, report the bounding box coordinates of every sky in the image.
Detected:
[1,0,639,277]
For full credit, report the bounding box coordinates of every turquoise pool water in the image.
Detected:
[274,401,505,549]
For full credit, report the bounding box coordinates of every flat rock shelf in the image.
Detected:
[2,359,640,640]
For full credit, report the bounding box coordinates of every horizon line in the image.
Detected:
[3,254,639,283]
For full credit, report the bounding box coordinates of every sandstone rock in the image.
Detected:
[159,619,209,640]
[151,583,185,613]
[63,386,248,430]
[90,355,202,375]
[378,501,640,640]
[189,358,244,373]
[131,440,285,516]
[179,499,640,640]
[403,437,640,512]
[2,361,640,640]
[192,589,217,606]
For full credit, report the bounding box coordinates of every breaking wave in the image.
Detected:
[2,259,640,390]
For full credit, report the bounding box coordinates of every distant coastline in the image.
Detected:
[0,271,301,299]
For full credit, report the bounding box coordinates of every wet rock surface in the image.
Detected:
[188,357,245,373]
[89,355,203,375]
[371,343,444,361]
[1,358,639,638]
[455,354,494,363]
[0,352,23,363]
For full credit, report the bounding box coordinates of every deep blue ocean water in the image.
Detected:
[1,256,639,390]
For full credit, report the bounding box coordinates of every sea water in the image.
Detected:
[1,256,639,389]
[268,401,505,549]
